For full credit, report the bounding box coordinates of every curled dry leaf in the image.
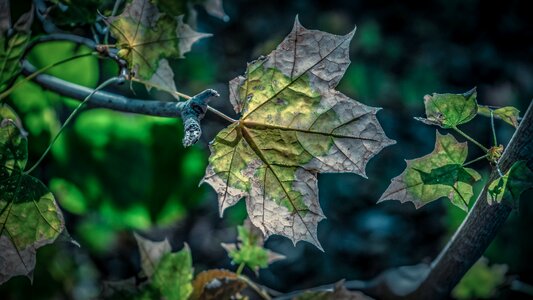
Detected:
[379,131,481,211]
[202,17,395,250]
[190,269,246,300]
[133,232,171,278]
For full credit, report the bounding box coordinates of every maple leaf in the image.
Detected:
[415,88,478,128]
[0,4,33,93]
[0,104,65,284]
[478,105,521,128]
[487,160,533,207]
[379,131,481,211]
[107,0,211,95]
[221,221,285,273]
[202,17,395,250]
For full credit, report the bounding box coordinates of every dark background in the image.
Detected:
[1,0,532,299]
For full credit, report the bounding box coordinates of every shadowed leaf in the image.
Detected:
[133,232,171,278]
[0,104,64,284]
[150,244,193,300]
[0,5,33,92]
[415,88,478,128]
[379,131,481,211]
[107,0,211,95]
[487,160,533,207]
[202,17,395,250]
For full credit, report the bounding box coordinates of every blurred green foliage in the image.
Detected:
[453,257,508,300]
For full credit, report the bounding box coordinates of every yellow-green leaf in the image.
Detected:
[379,131,481,211]
[478,105,520,128]
[0,104,64,284]
[107,0,211,94]
[202,17,395,250]
[221,221,284,273]
[452,257,507,300]
[415,88,478,128]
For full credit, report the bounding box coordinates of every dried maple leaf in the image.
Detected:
[107,0,211,94]
[202,17,395,250]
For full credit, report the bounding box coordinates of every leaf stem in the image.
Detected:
[0,52,96,101]
[452,127,489,152]
[130,77,237,123]
[490,110,498,146]
[236,262,245,276]
[463,154,489,167]
[24,76,122,175]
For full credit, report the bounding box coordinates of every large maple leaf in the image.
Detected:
[202,18,395,250]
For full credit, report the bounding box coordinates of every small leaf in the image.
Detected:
[487,160,533,207]
[293,280,373,300]
[107,0,211,93]
[415,88,478,128]
[133,232,171,278]
[191,269,246,300]
[452,257,507,300]
[0,6,33,92]
[478,105,520,128]
[150,244,193,300]
[0,104,65,284]
[379,130,481,211]
[221,221,285,273]
[203,17,395,250]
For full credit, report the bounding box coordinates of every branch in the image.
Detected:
[360,100,533,300]
[21,61,219,146]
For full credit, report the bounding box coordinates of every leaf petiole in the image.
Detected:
[236,262,245,276]
[131,77,238,123]
[490,110,498,146]
[463,154,489,167]
[452,126,489,152]
[24,76,123,174]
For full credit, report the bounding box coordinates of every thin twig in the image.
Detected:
[453,126,489,152]
[25,76,122,174]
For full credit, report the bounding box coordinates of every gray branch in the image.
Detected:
[352,100,533,300]
[21,61,219,146]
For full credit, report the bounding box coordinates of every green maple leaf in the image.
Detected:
[379,131,481,211]
[487,160,533,207]
[104,234,193,300]
[150,245,193,300]
[0,104,64,284]
[221,221,284,273]
[415,88,478,128]
[0,5,33,93]
[202,17,395,250]
[107,0,211,95]
[478,105,521,128]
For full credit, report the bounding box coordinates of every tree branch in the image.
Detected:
[359,100,533,300]
[21,61,219,146]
